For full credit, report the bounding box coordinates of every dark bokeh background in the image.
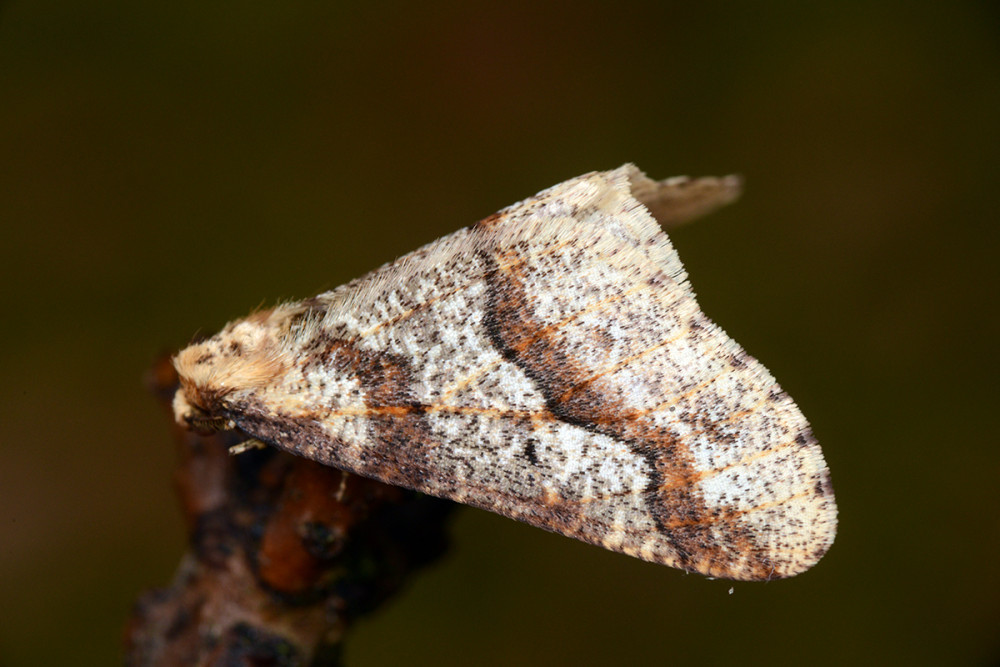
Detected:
[2,2,997,665]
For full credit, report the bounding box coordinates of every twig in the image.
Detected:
[125,356,454,666]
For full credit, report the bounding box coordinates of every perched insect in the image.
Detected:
[173,165,836,581]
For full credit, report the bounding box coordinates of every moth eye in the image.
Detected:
[189,415,233,435]
[183,407,233,435]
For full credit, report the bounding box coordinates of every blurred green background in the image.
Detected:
[1,2,997,665]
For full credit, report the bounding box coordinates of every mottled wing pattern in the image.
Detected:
[173,165,836,581]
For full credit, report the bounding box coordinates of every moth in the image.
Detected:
[173,164,836,581]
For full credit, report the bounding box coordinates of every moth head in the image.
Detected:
[171,389,234,434]
[172,308,294,432]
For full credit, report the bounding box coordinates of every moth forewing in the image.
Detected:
[173,164,836,581]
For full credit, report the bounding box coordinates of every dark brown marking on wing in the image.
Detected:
[309,340,444,491]
[229,399,332,462]
[221,338,445,497]
[479,246,778,579]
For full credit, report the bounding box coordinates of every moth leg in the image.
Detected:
[335,470,351,502]
[229,438,267,456]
